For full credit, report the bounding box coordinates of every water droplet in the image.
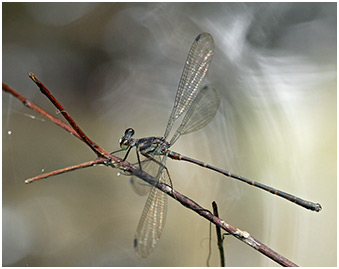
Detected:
[117,172,121,176]
[41,168,45,172]
[8,131,12,135]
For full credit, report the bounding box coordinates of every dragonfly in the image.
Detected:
[118,33,322,258]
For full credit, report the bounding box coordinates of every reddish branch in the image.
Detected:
[2,82,81,140]
[24,159,107,184]
[28,73,110,159]
[3,75,298,267]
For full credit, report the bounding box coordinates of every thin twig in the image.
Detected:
[28,73,110,159]
[24,159,107,184]
[2,82,81,140]
[3,77,298,267]
[212,201,225,267]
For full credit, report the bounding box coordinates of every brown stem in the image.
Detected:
[25,158,107,184]
[28,73,110,159]
[3,78,298,267]
[2,82,81,140]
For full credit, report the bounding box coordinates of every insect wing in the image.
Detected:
[134,157,169,258]
[170,85,220,145]
[130,157,161,196]
[164,33,215,139]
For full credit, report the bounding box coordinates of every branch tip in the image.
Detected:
[28,72,38,82]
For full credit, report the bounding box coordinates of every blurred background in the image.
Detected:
[2,2,336,266]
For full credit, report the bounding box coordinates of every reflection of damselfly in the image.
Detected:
[118,33,322,258]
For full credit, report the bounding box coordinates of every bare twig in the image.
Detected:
[212,201,225,267]
[3,77,298,267]
[28,73,110,159]
[24,159,107,184]
[2,82,81,140]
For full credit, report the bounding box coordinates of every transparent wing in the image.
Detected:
[169,85,220,145]
[134,156,169,258]
[164,33,215,139]
[130,158,160,196]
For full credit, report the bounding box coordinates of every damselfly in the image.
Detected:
[118,33,322,258]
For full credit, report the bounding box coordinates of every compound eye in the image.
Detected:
[120,139,130,150]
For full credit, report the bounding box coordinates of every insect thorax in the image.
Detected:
[137,137,169,155]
